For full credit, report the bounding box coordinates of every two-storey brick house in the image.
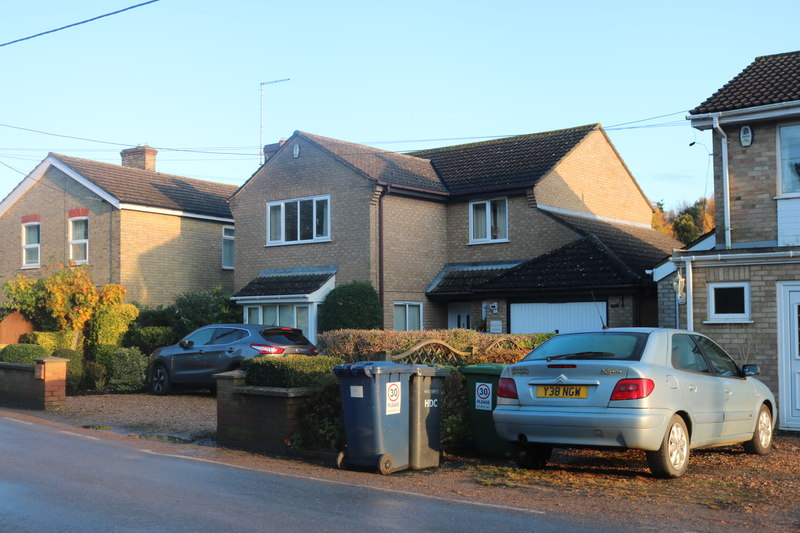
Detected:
[0,146,236,306]
[230,125,679,343]
[656,51,800,429]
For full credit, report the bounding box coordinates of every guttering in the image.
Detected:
[689,100,800,129]
[712,114,732,249]
[671,250,800,265]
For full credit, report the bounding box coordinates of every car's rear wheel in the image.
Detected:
[513,443,552,469]
[148,364,172,395]
[646,414,689,478]
[743,404,773,455]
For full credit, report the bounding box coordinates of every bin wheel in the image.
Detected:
[335,451,347,470]
[378,454,394,475]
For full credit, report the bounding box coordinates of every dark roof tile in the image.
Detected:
[233,273,333,298]
[691,51,800,114]
[52,154,236,219]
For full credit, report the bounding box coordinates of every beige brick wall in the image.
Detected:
[0,166,119,290]
[230,136,375,295]
[713,122,778,245]
[445,195,578,262]
[382,194,448,329]
[119,210,233,306]
[536,129,653,225]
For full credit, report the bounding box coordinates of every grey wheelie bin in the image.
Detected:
[333,361,417,475]
[408,365,450,470]
[460,364,511,457]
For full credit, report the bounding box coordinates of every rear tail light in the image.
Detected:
[610,378,655,401]
[498,377,519,399]
[310,347,319,355]
[250,344,285,355]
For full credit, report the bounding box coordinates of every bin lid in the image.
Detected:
[409,364,451,377]
[333,361,418,377]
[459,363,508,376]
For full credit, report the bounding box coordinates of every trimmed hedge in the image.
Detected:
[315,329,552,363]
[242,355,344,388]
[123,325,177,356]
[0,343,48,364]
[19,331,73,352]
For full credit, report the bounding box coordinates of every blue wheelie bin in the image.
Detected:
[333,361,417,475]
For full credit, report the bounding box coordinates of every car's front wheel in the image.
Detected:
[743,404,773,455]
[646,414,690,478]
[148,364,172,395]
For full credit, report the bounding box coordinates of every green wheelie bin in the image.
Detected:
[460,364,511,457]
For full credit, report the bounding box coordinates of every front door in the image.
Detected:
[779,285,800,429]
[448,303,472,330]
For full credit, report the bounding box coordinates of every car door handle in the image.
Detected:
[226,348,236,353]
[688,385,697,392]
[724,389,733,395]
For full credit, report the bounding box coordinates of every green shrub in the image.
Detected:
[52,348,83,393]
[171,287,241,338]
[19,331,73,352]
[242,355,344,388]
[85,303,139,347]
[318,281,381,332]
[289,374,344,451]
[105,347,147,392]
[83,361,107,390]
[439,369,472,454]
[0,343,48,364]
[123,325,176,355]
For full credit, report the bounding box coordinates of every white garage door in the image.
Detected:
[510,302,607,334]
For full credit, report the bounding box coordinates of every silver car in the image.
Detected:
[492,328,776,478]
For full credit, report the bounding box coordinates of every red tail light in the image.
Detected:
[610,378,655,400]
[310,347,319,355]
[498,377,519,399]
[250,344,285,355]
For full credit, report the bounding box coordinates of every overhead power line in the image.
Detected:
[0,1,160,48]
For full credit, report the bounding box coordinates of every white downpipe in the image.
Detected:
[712,114,732,249]
[685,258,694,331]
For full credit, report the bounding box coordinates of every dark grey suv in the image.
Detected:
[147,324,317,395]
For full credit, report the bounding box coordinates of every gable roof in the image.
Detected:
[690,51,800,114]
[409,124,598,195]
[296,132,448,194]
[50,153,236,219]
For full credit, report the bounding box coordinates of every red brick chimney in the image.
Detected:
[263,140,286,162]
[120,145,158,171]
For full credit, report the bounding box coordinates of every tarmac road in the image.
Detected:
[0,415,618,533]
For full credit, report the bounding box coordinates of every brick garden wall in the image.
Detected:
[0,357,67,410]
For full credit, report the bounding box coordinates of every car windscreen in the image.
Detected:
[259,329,311,346]
[522,332,649,362]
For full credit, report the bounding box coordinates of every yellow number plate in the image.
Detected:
[537,385,588,399]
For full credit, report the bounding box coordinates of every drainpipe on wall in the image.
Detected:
[378,187,386,330]
[712,114,732,249]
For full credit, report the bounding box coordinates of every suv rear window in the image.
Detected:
[523,332,648,362]
[259,328,311,345]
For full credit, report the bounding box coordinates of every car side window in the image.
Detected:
[184,328,215,347]
[671,334,710,373]
[694,336,740,377]
[211,328,244,345]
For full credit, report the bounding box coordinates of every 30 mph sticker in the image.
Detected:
[386,382,401,415]
[475,382,492,411]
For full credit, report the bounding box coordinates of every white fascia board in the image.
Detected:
[688,101,800,130]
[119,203,234,223]
[0,156,120,216]
[232,294,311,303]
[537,204,652,229]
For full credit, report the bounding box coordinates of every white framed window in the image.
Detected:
[267,195,330,246]
[394,302,423,331]
[245,304,311,334]
[22,222,40,268]
[222,226,235,269]
[469,198,508,244]
[779,124,800,194]
[69,217,89,264]
[706,282,751,323]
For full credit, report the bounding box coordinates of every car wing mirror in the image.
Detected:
[742,364,760,376]
[179,340,193,349]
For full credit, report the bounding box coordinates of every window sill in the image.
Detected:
[222,267,234,271]
[21,265,40,270]
[703,319,753,324]
[266,238,331,247]
[467,239,509,246]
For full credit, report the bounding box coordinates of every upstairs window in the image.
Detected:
[707,282,751,323]
[69,217,89,264]
[469,198,508,244]
[22,222,40,268]
[779,124,800,194]
[267,195,330,245]
[222,226,235,269]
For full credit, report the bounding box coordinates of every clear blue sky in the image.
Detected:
[0,0,797,211]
